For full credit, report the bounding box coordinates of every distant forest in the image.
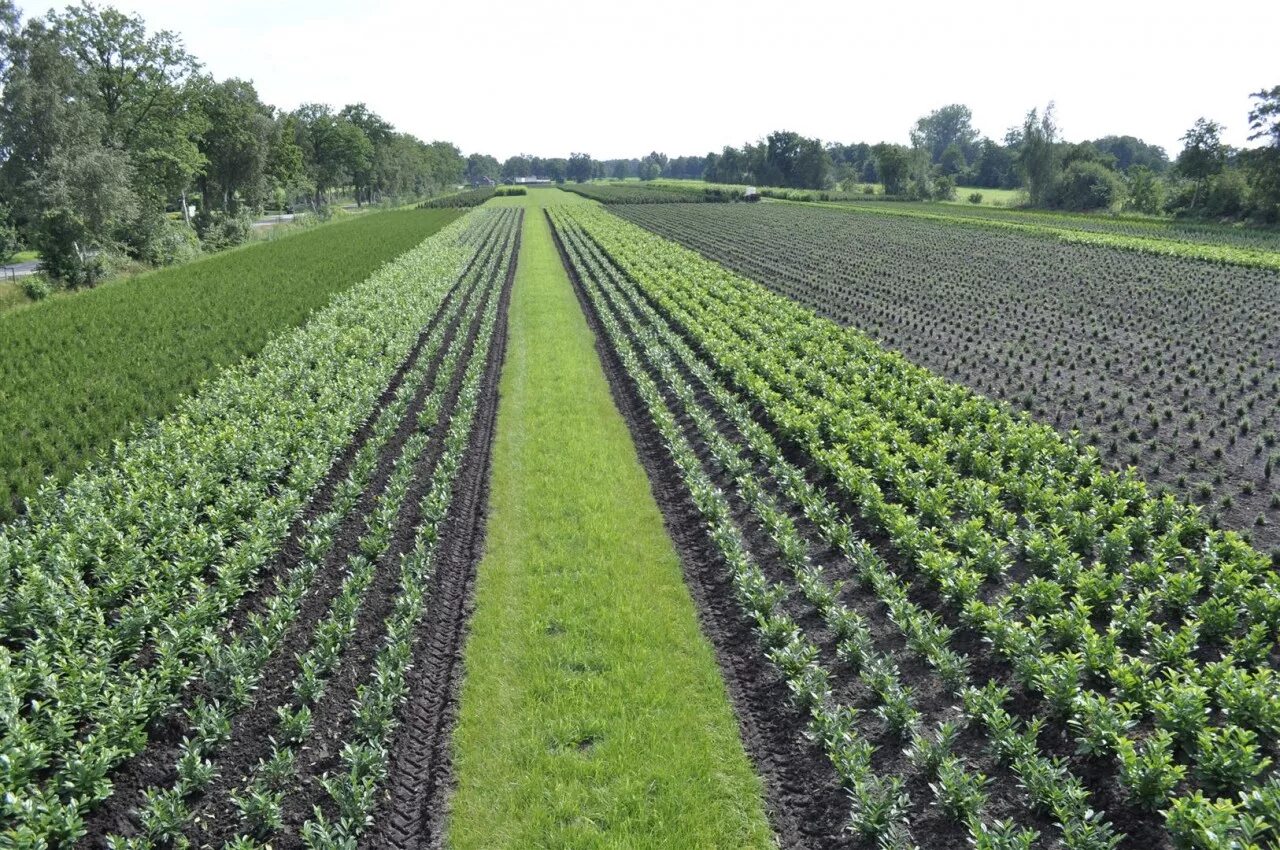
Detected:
[480,98,1280,222]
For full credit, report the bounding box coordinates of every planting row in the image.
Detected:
[554,204,1280,849]
[558,183,745,204]
[0,208,462,521]
[821,199,1280,256]
[0,207,520,846]
[618,202,1280,556]
[554,208,1107,847]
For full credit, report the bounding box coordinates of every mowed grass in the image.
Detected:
[449,189,773,849]
[0,207,461,519]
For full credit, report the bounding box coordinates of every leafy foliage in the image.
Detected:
[617,202,1280,555]
[558,203,1280,848]
[0,207,460,520]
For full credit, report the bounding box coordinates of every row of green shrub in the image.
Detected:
[0,207,462,519]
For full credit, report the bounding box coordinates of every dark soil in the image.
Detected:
[617,204,1280,558]
[367,211,520,850]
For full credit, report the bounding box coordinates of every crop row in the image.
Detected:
[555,208,1126,847]
[558,183,744,204]
[819,198,1280,255]
[0,208,517,844]
[555,204,1280,848]
[617,202,1280,557]
[419,188,496,208]
[0,207,462,521]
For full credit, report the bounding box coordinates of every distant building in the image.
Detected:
[470,176,496,188]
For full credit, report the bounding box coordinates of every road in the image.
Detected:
[251,213,296,228]
[1,260,39,279]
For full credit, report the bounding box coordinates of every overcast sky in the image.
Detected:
[88,0,1279,160]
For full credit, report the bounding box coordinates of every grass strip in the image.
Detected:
[447,189,772,849]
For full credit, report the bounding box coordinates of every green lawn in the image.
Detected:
[448,188,773,849]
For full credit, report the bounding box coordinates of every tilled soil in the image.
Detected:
[368,216,519,850]
[616,204,1280,558]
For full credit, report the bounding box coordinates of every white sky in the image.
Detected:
[81,0,1280,160]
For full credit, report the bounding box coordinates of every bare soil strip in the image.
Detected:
[368,214,521,850]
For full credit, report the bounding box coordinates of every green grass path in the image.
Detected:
[448,190,773,848]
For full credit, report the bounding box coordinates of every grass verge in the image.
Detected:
[448,189,773,849]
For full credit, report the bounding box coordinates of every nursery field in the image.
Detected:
[6,188,1280,850]
[617,202,1280,557]
[0,207,518,846]
[550,204,1280,849]
[0,207,461,521]
[559,182,742,204]
[816,197,1280,255]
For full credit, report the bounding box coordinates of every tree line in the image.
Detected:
[0,1,467,288]
[547,98,1280,222]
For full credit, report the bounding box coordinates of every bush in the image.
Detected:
[1052,161,1123,211]
[195,209,254,251]
[20,273,52,301]
[494,186,527,197]
[1203,170,1250,219]
[36,209,108,288]
[135,216,202,267]
[968,192,984,205]
[933,175,957,201]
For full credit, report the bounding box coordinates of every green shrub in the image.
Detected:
[36,208,109,288]
[1053,161,1123,211]
[136,216,202,266]
[20,273,52,301]
[968,192,984,204]
[195,209,254,251]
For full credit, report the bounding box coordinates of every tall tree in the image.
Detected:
[0,15,136,284]
[338,103,391,205]
[1175,117,1226,210]
[567,152,592,183]
[971,138,1017,189]
[466,153,499,183]
[501,154,531,181]
[872,143,911,194]
[196,77,272,213]
[911,104,979,165]
[293,103,369,207]
[1016,103,1060,207]
[1245,85,1280,221]
[0,0,20,76]
[49,2,204,210]
[1091,135,1169,173]
[266,113,306,205]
